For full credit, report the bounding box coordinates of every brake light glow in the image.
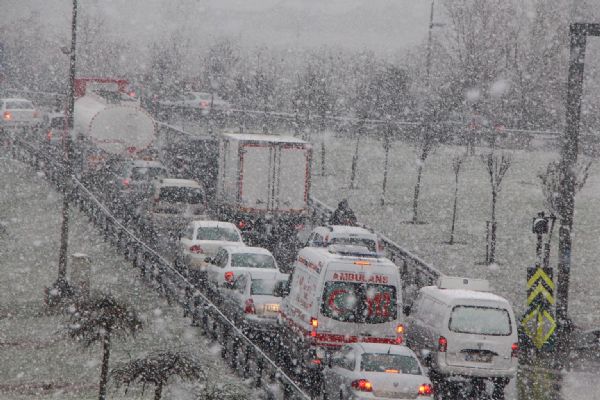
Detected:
[200,100,209,108]
[385,369,399,373]
[237,220,247,229]
[3,111,11,120]
[351,379,373,392]
[396,324,405,334]
[122,178,130,188]
[353,261,371,266]
[244,298,255,314]
[224,271,234,282]
[418,384,433,396]
[310,317,318,338]
[189,245,204,254]
[47,130,53,141]
[438,336,447,352]
[511,342,519,358]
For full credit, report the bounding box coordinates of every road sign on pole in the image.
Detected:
[522,266,556,351]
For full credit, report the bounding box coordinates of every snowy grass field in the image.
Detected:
[0,158,255,399]
[310,131,600,329]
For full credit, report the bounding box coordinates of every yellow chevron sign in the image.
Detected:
[522,305,557,349]
[527,283,555,305]
[527,268,555,290]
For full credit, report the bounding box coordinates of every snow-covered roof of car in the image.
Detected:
[319,225,376,237]
[220,245,273,256]
[352,343,418,357]
[221,132,308,144]
[158,178,201,188]
[127,160,165,168]
[237,269,289,280]
[190,220,238,229]
[420,286,510,305]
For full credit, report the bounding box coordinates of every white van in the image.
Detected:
[405,277,518,399]
[278,245,405,378]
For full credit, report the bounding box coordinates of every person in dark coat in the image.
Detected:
[329,199,357,226]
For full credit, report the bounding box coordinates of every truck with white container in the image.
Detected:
[216,132,312,250]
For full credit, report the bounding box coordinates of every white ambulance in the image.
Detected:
[278,245,405,378]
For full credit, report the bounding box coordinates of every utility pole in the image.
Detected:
[51,0,78,302]
[425,0,435,79]
[555,22,600,367]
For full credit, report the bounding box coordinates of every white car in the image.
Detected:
[205,245,278,288]
[0,98,41,129]
[220,269,289,332]
[306,225,384,255]
[179,221,244,272]
[322,343,433,400]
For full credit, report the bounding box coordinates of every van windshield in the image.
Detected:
[320,282,397,324]
[159,187,204,204]
[449,306,511,336]
[329,237,377,252]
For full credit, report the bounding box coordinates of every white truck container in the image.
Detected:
[217,133,312,244]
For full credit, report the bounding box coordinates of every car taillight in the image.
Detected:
[200,100,209,108]
[122,178,130,188]
[33,110,39,118]
[189,245,204,254]
[395,324,405,344]
[244,298,255,314]
[224,271,234,282]
[3,111,11,120]
[511,342,519,358]
[438,336,447,352]
[47,130,53,141]
[310,317,318,338]
[418,384,433,396]
[237,220,247,229]
[351,379,373,392]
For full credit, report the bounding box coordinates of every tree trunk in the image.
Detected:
[350,135,360,189]
[412,164,423,223]
[98,334,111,400]
[381,140,390,206]
[489,190,497,263]
[154,382,163,400]
[449,177,459,244]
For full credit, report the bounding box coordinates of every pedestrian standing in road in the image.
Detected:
[329,199,357,226]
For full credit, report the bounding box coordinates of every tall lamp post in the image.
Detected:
[425,0,445,79]
[49,0,78,303]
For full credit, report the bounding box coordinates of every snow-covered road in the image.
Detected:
[0,156,256,399]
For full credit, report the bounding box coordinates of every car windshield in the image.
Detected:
[449,306,512,336]
[231,253,276,269]
[195,227,239,241]
[321,282,397,324]
[159,187,204,204]
[329,237,377,252]
[251,279,285,296]
[6,101,34,109]
[360,354,421,374]
[131,167,166,181]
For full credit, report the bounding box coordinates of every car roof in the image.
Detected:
[158,178,201,188]
[191,220,238,229]
[238,269,289,280]
[314,225,376,238]
[221,132,307,144]
[127,160,165,168]
[221,245,273,256]
[420,286,510,305]
[350,343,418,357]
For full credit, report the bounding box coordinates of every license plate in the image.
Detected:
[465,353,492,363]
[265,304,279,312]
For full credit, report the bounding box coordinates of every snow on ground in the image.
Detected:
[310,131,600,330]
[0,157,255,399]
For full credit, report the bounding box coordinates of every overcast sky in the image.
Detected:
[4,0,433,55]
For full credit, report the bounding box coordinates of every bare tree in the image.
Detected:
[411,123,438,224]
[65,293,142,400]
[112,351,204,400]
[481,152,512,263]
[448,155,465,244]
[539,159,592,218]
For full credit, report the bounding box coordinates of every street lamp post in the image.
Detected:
[49,0,77,303]
[425,1,445,79]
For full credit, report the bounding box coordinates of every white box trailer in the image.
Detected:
[218,133,311,214]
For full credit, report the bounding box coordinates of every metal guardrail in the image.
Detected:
[12,138,310,400]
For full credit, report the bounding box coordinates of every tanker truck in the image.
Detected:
[70,78,156,176]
